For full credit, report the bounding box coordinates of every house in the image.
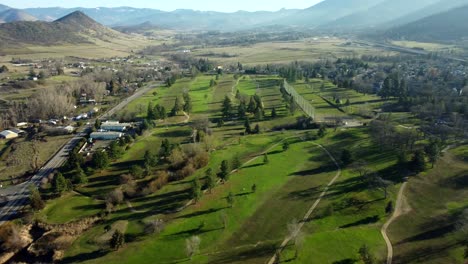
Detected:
[0,130,19,139]
[100,121,131,132]
[90,132,123,140]
[16,122,28,128]
[9,128,26,136]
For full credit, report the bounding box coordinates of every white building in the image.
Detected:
[0,130,19,139]
[100,121,131,132]
[90,132,123,140]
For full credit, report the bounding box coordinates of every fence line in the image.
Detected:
[283,80,316,120]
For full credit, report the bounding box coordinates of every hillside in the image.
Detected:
[0,9,38,23]
[0,4,10,12]
[272,0,386,27]
[384,5,468,42]
[383,0,468,28]
[322,0,441,29]
[0,11,121,45]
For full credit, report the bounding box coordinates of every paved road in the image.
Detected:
[100,83,160,120]
[0,83,159,225]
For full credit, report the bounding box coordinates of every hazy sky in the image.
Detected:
[1,0,324,12]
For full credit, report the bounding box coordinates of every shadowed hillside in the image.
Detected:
[0,11,121,45]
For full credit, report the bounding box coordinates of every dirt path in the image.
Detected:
[381,182,409,264]
[267,142,342,264]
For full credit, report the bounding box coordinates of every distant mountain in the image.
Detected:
[24,6,299,30]
[323,0,441,29]
[0,11,121,45]
[25,7,162,25]
[0,4,10,12]
[384,5,468,42]
[383,0,468,28]
[274,0,387,27]
[0,9,38,23]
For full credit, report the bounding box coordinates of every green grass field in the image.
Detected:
[387,145,468,264]
[35,73,458,264]
[41,192,103,224]
[190,39,396,66]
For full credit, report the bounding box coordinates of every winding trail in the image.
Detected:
[381,182,408,264]
[267,142,342,264]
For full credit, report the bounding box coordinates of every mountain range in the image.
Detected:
[15,0,468,31]
[0,0,467,44]
[384,4,468,42]
[0,11,120,46]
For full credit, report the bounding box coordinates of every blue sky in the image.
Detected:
[1,0,324,12]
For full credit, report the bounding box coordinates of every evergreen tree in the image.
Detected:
[159,139,172,159]
[283,141,290,151]
[425,140,442,168]
[221,96,232,119]
[317,125,327,138]
[358,244,375,264]
[247,97,257,113]
[72,166,88,185]
[232,155,242,170]
[109,141,123,159]
[238,101,246,118]
[385,201,394,215]
[53,172,68,194]
[110,230,125,250]
[171,97,182,116]
[92,151,110,170]
[253,124,260,134]
[29,185,45,210]
[206,168,216,193]
[271,107,277,118]
[244,117,252,134]
[191,177,202,203]
[251,184,257,193]
[183,92,193,114]
[254,108,264,121]
[219,160,230,182]
[144,150,158,169]
[147,102,155,119]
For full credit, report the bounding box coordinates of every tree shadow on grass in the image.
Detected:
[61,249,109,264]
[242,163,264,169]
[284,186,322,201]
[289,165,335,177]
[339,215,380,229]
[167,226,224,238]
[438,172,468,190]
[394,239,462,264]
[175,207,226,219]
[206,243,276,264]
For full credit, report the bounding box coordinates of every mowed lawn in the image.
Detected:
[73,135,336,264]
[58,74,405,264]
[41,192,103,224]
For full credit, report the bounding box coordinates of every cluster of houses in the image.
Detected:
[90,121,132,141]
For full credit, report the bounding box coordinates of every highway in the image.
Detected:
[0,82,159,225]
